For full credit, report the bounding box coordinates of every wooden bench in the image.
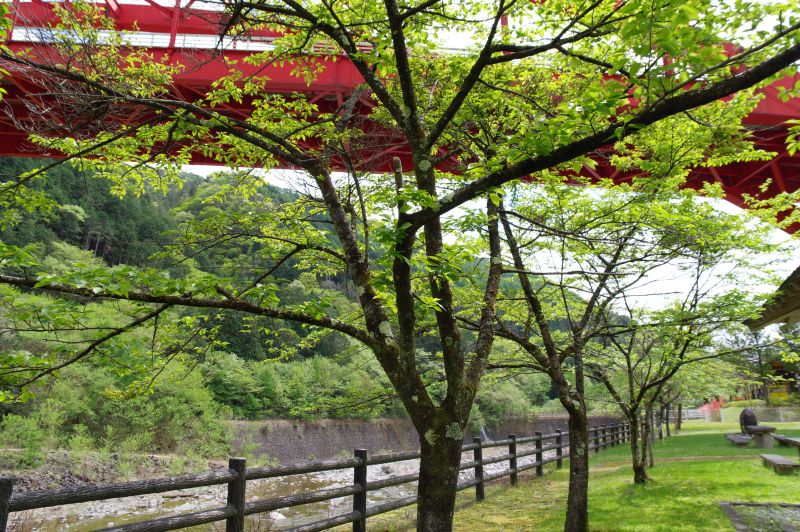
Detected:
[726,434,752,447]
[772,435,800,458]
[761,454,800,475]
[775,435,795,446]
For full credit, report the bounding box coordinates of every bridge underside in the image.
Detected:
[2,0,800,229]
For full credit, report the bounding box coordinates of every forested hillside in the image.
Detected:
[0,158,560,460]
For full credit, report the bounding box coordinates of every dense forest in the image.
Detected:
[0,157,568,461]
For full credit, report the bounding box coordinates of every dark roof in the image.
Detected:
[747,264,800,330]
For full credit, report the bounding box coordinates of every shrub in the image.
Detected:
[12,361,229,458]
[201,351,263,419]
[0,414,46,466]
[67,424,94,453]
[475,380,534,423]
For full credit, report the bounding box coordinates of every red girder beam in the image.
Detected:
[3,0,800,232]
[104,0,120,17]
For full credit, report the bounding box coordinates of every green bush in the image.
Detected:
[202,351,263,419]
[0,413,46,466]
[475,379,535,423]
[6,361,229,458]
[68,424,94,452]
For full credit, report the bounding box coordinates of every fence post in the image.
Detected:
[0,476,13,532]
[593,426,599,454]
[602,426,608,450]
[226,457,246,532]
[535,432,543,476]
[473,437,485,502]
[555,430,563,469]
[353,449,368,532]
[509,435,518,486]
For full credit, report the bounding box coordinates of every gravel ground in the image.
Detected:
[726,503,800,532]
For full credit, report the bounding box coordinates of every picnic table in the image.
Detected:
[740,408,777,448]
[746,425,777,448]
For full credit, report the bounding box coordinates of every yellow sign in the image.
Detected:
[769,385,790,401]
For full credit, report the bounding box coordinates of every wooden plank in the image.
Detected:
[282,511,360,532]
[367,450,421,465]
[244,485,360,515]
[9,470,237,511]
[366,472,419,491]
[480,452,514,466]
[365,495,417,517]
[246,458,361,480]
[100,505,235,532]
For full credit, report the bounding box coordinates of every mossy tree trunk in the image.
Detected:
[415,417,466,531]
[564,406,590,531]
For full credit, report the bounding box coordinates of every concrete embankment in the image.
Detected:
[229,415,620,464]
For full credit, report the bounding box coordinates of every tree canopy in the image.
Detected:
[1,0,799,530]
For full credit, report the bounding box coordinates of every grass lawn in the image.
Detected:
[366,421,800,531]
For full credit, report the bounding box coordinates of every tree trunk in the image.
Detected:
[664,404,671,437]
[629,413,649,484]
[676,403,682,432]
[758,346,770,406]
[564,407,590,532]
[646,408,655,468]
[415,426,464,532]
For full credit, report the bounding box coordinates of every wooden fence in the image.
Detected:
[0,421,634,532]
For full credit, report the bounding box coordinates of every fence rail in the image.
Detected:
[0,421,634,532]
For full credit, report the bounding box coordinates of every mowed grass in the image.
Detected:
[590,421,800,465]
[365,421,800,531]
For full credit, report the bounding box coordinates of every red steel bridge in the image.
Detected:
[2,0,800,221]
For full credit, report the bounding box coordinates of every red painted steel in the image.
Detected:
[2,0,800,228]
